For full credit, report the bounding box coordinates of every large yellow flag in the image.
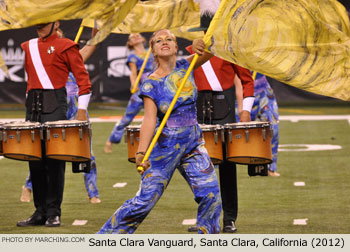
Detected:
[209,0,350,101]
[82,0,203,41]
[0,0,138,44]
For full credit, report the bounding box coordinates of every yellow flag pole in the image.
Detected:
[131,47,152,94]
[137,0,230,174]
[252,71,257,81]
[74,25,84,43]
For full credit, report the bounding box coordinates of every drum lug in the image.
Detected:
[79,127,83,140]
[40,129,44,140]
[130,132,134,145]
[245,130,249,142]
[16,130,20,143]
[47,129,50,141]
[62,128,66,141]
[221,130,225,142]
[3,131,7,143]
[228,130,232,143]
[214,131,218,144]
[262,128,267,141]
[31,130,35,142]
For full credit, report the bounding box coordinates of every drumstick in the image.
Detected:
[131,47,152,94]
[137,0,230,174]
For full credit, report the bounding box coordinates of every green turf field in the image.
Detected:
[0,104,349,234]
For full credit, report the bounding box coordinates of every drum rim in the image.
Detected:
[2,123,42,130]
[126,125,141,131]
[224,121,270,129]
[44,121,90,128]
[199,124,224,131]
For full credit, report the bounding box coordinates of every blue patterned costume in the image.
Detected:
[236,73,279,172]
[98,59,222,234]
[108,51,154,143]
[25,73,99,199]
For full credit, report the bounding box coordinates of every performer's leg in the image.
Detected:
[105,93,143,152]
[20,172,32,202]
[84,153,100,203]
[179,144,221,234]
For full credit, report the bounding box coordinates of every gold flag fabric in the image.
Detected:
[209,0,350,101]
[82,0,203,41]
[0,0,138,44]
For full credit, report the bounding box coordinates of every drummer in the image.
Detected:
[186,11,254,233]
[17,21,91,228]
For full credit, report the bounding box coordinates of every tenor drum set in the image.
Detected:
[0,120,91,162]
[125,121,273,165]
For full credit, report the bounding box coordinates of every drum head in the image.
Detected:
[224,121,270,129]
[3,121,42,130]
[199,124,223,131]
[126,125,141,132]
[44,120,89,128]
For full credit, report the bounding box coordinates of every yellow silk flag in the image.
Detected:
[82,0,203,41]
[0,0,138,44]
[208,0,350,101]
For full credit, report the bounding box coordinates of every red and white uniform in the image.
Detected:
[187,46,254,110]
[21,33,91,96]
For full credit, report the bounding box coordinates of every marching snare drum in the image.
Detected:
[224,121,272,165]
[2,121,43,161]
[199,124,224,165]
[125,125,141,163]
[44,120,91,162]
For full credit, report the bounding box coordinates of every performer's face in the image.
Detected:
[152,30,178,57]
[128,33,144,46]
[36,22,58,38]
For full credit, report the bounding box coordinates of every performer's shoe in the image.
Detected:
[17,213,46,227]
[45,216,61,227]
[223,221,237,233]
[187,226,198,232]
[90,197,101,204]
[104,141,113,153]
[268,170,280,177]
[20,186,32,202]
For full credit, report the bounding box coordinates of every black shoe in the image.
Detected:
[45,216,60,227]
[223,221,237,233]
[17,214,46,227]
[187,226,198,232]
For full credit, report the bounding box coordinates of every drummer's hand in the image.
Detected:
[76,109,88,121]
[135,152,150,175]
[239,110,251,122]
[192,39,206,56]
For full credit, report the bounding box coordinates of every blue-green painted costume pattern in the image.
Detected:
[98,59,222,234]
[25,73,99,198]
[236,73,279,172]
[108,52,154,143]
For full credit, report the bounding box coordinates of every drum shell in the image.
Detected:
[126,126,140,163]
[225,123,272,165]
[45,123,91,162]
[2,126,42,161]
[200,125,224,165]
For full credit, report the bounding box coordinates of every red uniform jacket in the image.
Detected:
[186,46,254,98]
[21,33,91,96]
